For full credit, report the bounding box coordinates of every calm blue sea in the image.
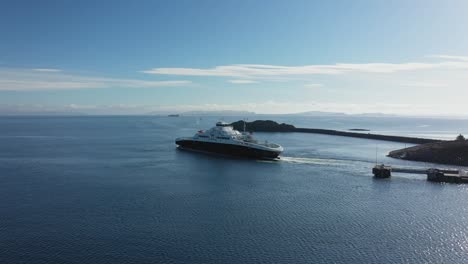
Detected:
[1,115,468,264]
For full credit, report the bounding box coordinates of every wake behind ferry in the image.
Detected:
[175,121,283,159]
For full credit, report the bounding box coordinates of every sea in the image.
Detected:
[1,115,468,264]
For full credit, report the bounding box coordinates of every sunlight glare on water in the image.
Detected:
[1,115,468,264]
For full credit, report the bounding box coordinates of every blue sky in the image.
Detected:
[1,0,468,115]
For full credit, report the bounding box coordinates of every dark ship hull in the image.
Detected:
[176,139,280,159]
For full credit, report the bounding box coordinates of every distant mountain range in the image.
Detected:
[147,110,257,116]
[1,108,466,119]
[283,111,399,117]
[284,111,348,116]
[146,110,397,117]
[288,111,468,119]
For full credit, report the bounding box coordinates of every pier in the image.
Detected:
[372,164,468,183]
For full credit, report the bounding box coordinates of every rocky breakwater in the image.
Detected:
[388,139,468,166]
[230,120,439,144]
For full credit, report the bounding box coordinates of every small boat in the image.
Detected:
[175,121,283,159]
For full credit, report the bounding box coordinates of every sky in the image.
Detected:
[1,0,468,115]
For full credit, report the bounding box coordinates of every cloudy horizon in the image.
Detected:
[1,1,468,116]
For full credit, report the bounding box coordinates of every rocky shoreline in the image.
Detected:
[388,140,468,166]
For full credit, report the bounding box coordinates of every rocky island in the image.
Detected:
[231,120,295,132]
[349,128,370,132]
[388,135,468,166]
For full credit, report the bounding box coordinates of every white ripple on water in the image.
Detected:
[279,156,370,167]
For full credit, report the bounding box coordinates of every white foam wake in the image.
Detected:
[279,156,351,166]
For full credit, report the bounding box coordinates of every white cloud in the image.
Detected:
[427,55,468,61]
[67,104,99,110]
[0,68,191,91]
[32,68,63,72]
[303,83,323,88]
[143,64,341,77]
[400,81,447,88]
[227,79,258,84]
[143,56,468,79]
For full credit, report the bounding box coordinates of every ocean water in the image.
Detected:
[1,115,468,264]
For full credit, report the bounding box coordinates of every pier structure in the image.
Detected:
[372,164,468,183]
[372,164,392,178]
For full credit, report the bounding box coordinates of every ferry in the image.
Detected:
[175,121,283,159]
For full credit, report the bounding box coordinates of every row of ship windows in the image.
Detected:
[198,135,231,140]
